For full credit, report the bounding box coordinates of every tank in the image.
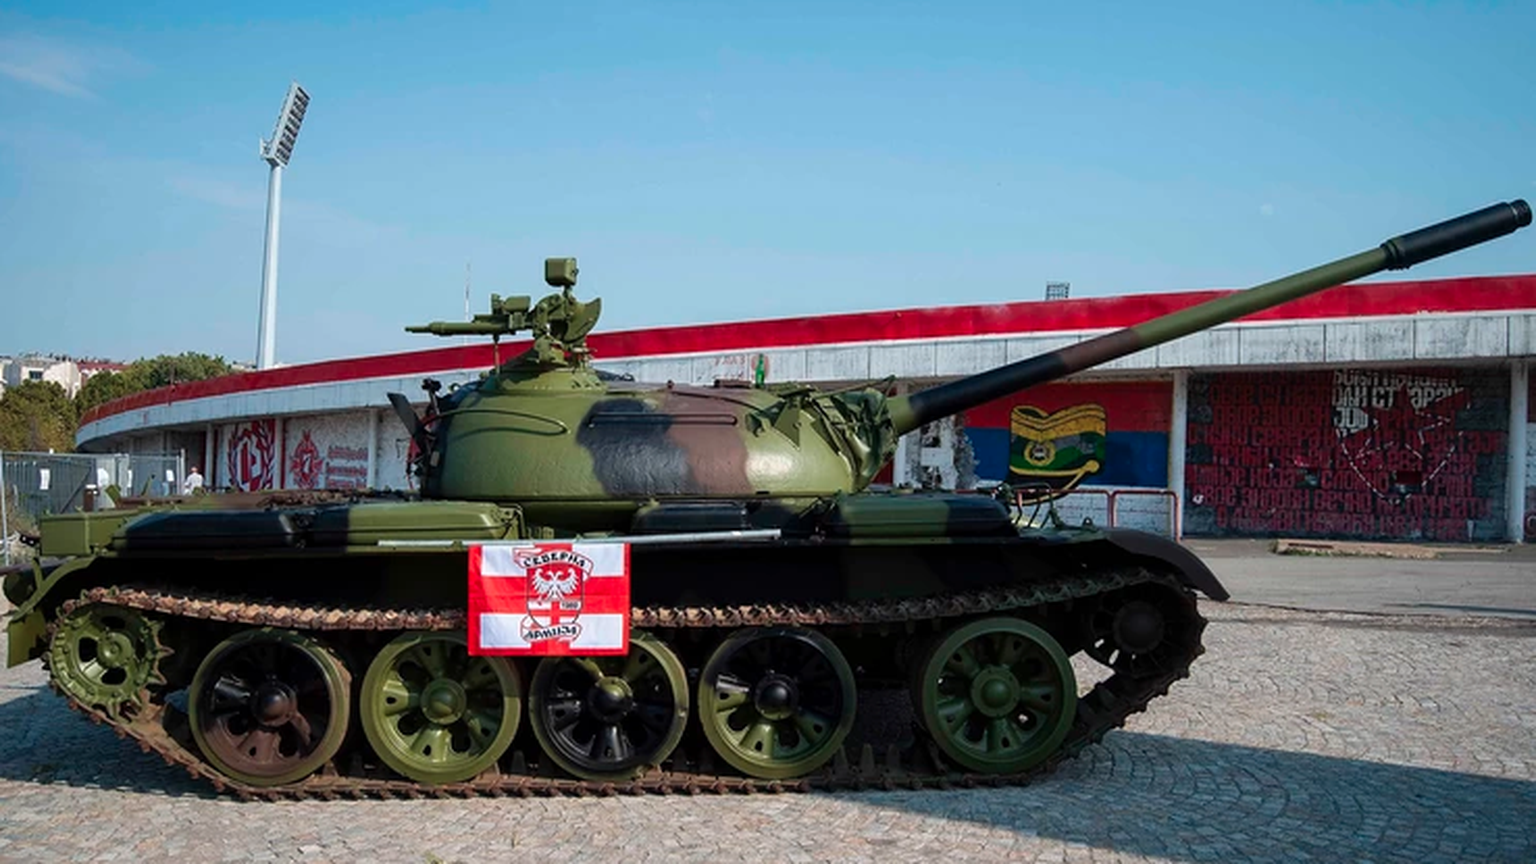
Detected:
[4,199,1529,798]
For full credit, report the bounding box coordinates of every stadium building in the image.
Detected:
[76,275,1536,542]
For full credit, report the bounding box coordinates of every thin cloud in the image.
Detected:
[168,171,405,243]
[288,199,406,244]
[0,32,141,98]
[169,175,265,211]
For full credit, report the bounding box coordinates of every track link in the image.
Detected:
[46,567,1206,800]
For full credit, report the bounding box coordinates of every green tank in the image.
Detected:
[4,200,1529,797]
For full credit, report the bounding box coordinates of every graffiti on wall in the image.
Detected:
[1008,404,1107,497]
[1333,370,1469,500]
[289,431,324,488]
[324,444,370,489]
[964,382,1172,488]
[285,414,372,490]
[224,420,277,492]
[1186,368,1507,541]
[702,352,770,386]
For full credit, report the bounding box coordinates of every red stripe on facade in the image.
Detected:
[81,274,1536,427]
[965,381,1175,432]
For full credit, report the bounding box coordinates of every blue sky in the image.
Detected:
[1,1,1533,365]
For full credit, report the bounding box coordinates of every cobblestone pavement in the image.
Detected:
[2,603,1533,863]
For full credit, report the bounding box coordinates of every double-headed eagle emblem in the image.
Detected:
[529,565,581,603]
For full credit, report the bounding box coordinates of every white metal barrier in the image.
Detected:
[1,450,185,565]
[1014,485,1182,539]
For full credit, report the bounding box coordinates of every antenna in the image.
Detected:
[463,262,472,345]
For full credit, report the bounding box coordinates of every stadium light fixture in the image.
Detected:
[255,82,310,369]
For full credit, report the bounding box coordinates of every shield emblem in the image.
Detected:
[514,547,594,643]
[1008,403,1108,500]
[226,419,276,491]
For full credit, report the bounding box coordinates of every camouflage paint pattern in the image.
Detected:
[428,379,869,530]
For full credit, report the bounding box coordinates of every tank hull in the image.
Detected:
[7,495,1216,796]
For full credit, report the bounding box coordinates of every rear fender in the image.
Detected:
[1099,528,1229,601]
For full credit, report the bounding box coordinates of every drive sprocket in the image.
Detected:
[46,603,168,718]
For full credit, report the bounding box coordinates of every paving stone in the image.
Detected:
[1,603,1533,862]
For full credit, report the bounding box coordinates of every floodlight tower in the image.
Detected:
[255,82,310,369]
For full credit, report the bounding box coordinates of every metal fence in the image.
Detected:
[1013,485,1183,539]
[1,450,184,564]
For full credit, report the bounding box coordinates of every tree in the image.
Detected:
[75,352,234,417]
[0,381,77,452]
[75,370,141,416]
[133,352,234,390]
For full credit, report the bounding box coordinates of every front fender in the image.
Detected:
[5,556,99,666]
[6,609,47,667]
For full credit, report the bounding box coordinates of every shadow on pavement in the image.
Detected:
[0,683,213,798]
[865,731,1535,863]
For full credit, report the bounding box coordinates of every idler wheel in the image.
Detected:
[528,632,688,781]
[697,627,856,780]
[47,604,166,718]
[360,632,522,785]
[189,628,351,787]
[1082,585,1185,675]
[912,617,1076,775]
[1112,600,1166,655]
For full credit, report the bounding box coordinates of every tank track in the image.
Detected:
[43,567,1205,800]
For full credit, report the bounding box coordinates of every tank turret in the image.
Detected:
[402,200,1531,530]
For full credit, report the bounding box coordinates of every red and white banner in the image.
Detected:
[468,542,631,656]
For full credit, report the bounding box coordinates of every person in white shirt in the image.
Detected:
[183,467,205,495]
[92,465,117,509]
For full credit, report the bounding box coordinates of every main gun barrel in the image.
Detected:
[887,199,1531,436]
